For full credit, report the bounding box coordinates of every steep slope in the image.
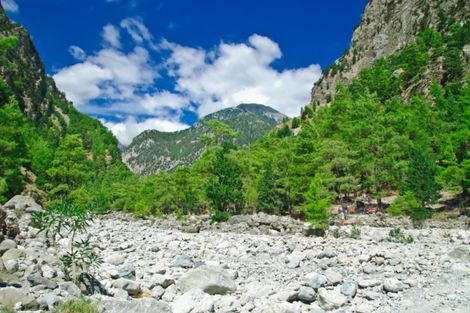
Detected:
[0,5,130,205]
[123,103,285,175]
[310,0,470,107]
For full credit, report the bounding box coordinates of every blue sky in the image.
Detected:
[3,0,367,145]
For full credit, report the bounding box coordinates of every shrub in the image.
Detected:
[350,226,361,239]
[331,228,341,238]
[32,200,102,281]
[387,192,420,216]
[388,227,414,244]
[291,117,300,129]
[210,210,230,224]
[51,297,99,313]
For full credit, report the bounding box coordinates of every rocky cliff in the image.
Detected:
[123,104,285,176]
[310,0,470,107]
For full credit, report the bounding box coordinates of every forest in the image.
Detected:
[1,22,469,231]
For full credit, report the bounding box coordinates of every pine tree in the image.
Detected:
[206,142,245,216]
[405,144,441,209]
[257,160,281,214]
[304,174,330,233]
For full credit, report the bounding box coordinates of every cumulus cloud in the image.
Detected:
[102,24,121,49]
[102,116,189,146]
[1,0,19,13]
[68,45,87,61]
[164,34,322,117]
[53,18,322,145]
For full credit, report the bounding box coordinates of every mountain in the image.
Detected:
[123,103,285,175]
[310,0,470,107]
[0,5,130,205]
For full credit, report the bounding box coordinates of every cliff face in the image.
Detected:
[310,0,470,106]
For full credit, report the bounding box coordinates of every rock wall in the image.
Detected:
[310,0,470,107]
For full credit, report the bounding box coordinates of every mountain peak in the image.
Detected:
[123,104,285,175]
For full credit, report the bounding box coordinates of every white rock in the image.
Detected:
[171,288,214,313]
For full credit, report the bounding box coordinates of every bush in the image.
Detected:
[32,200,102,281]
[291,117,300,129]
[388,227,414,244]
[210,210,231,224]
[350,226,361,239]
[387,192,420,216]
[51,298,99,313]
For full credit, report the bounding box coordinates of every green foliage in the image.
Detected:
[404,145,441,208]
[331,228,341,238]
[0,305,15,313]
[51,297,99,313]
[277,124,292,138]
[210,210,231,224]
[257,160,281,214]
[206,142,245,214]
[0,98,29,203]
[291,117,300,129]
[388,227,414,244]
[32,200,102,281]
[350,226,361,239]
[46,135,89,200]
[304,174,330,231]
[387,192,420,216]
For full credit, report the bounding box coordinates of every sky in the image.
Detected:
[3,0,367,145]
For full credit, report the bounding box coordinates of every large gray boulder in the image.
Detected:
[0,287,39,310]
[176,266,237,295]
[171,288,215,313]
[98,297,171,313]
[113,278,141,296]
[317,288,347,311]
[3,195,42,213]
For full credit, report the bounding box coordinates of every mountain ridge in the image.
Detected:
[123,103,285,175]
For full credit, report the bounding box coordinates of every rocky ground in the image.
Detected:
[1,195,470,313]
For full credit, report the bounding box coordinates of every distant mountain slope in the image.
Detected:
[123,103,285,175]
[310,0,470,107]
[0,4,130,204]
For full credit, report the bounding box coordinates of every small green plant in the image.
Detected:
[443,232,454,243]
[210,210,231,224]
[388,227,414,244]
[331,228,341,238]
[32,199,102,281]
[0,305,15,313]
[350,226,361,239]
[51,297,99,313]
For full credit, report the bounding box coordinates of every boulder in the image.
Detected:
[3,195,42,213]
[340,280,358,297]
[59,281,81,297]
[171,288,215,313]
[0,239,16,254]
[306,272,328,289]
[78,273,108,295]
[297,286,316,303]
[171,254,193,268]
[113,278,141,296]
[324,269,343,285]
[176,266,237,295]
[0,287,39,310]
[104,253,125,266]
[317,288,347,310]
[27,273,58,289]
[383,278,404,293]
[97,297,171,313]
[358,279,382,288]
[117,264,136,280]
[37,293,61,310]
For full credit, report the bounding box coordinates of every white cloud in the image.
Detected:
[120,17,156,49]
[54,46,156,106]
[102,24,121,49]
[53,18,322,145]
[164,34,322,117]
[68,45,87,61]
[1,0,18,13]
[102,116,189,146]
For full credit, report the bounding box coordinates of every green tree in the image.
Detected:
[201,119,238,146]
[257,160,281,214]
[206,142,245,215]
[304,174,330,233]
[46,134,89,200]
[0,98,29,203]
[404,144,441,208]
